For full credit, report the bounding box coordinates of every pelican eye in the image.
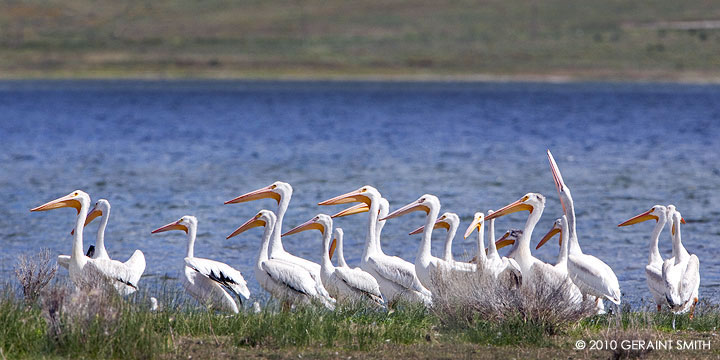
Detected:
[271,184,277,189]
[74,192,79,196]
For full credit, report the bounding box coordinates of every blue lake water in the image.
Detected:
[1,80,719,308]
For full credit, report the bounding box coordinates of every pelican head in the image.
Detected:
[536,217,565,249]
[151,215,197,234]
[485,193,545,221]
[381,194,440,221]
[667,206,684,236]
[493,229,524,250]
[378,197,390,219]
[71,198,111,235]
[463,212,485,239]
[88,199,110,222]
[318,185,380,207]
[226,210,276,239]
[31,190,90,214]
[330,227,344,260]
[283,214,332,237]
[617,205,667,227]
[666,204,686,225]
[225,181,291,205]
[410,211,458,235]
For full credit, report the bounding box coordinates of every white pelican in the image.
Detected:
[31,190,139,295]
[484,193,548,276]
[464,211,522,282]
[617,205,670,311]
[382,194,475,292]
[662,207,699,317]
[534,215,585,302]
[226,210,335,309]
[548,150,621,307]
[58,199,145,287]
[332,197,393,258]
[409,212,460,262]
[283,214,384,306]
[224,181,332,300]
[152,216,250,313]
[536,216,570,268]
[320,186,432,305]
[486,193,580,303]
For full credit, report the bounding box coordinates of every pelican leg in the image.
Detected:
[656,304,661,312]
[689,298,698,320]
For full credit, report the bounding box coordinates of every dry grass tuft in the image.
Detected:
[431,268,596,336]
[14,249,57,304]
[40,279,122,346]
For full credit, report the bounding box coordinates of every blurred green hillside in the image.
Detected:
[2,0,720,81]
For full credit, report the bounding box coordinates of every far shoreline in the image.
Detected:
[3,68,720,85]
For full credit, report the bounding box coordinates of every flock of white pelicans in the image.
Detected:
[30,151,700,319]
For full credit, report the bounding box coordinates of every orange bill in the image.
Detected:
[319,188,371,206]
[225,184,281,204]
[617,208,657,227]
[30,193,82,214]
[536,226,561,250]
[329,237,337,260]
[409,218,450,236]
[463,213,484,239]
[332,203,369,218]
[71,207,103,235]
[485,196,533,221]
[547,150,568,212]
[282,218,325,236]
[151,219,188,234]
[381,199,429,221]
[494,231,517,250]
[226,213,266,239]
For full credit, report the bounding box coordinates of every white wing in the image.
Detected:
[271,252,334,302]
[662,257,685,309]
[57,255,70,269]
[645,264,666,306]
[568,253,621,305]
[185,257,250,300]
[84,258,138,295]
[123,250,146,286]
[334,266,383,303]
[183,266,239,313]
[261,259,321,298]
[367,255,430,296]
[679,255,700,306]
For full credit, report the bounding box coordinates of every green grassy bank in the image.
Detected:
[2,1,720,81]
[2,284,720,359]
[4,250,719,359]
